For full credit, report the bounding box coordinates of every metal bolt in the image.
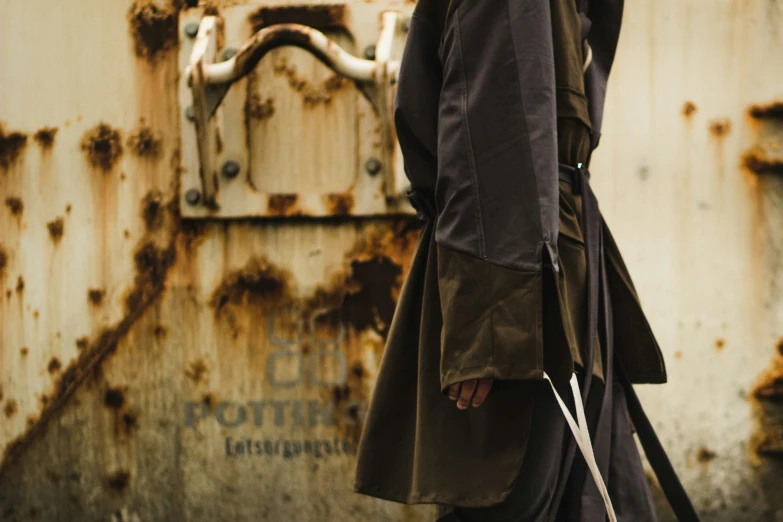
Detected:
[184,22,199,39]
[222,48,238,61]
[222,160,240,179]
[185,106,196,122]
[365,158,382,176]
[185,188,202,206]
[364,45,376,61]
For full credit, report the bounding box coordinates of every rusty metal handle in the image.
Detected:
[186,13,399,111]
[185,12,402,207]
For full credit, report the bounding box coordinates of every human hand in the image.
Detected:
[447,378,493,409]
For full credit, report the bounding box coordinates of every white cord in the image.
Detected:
[543,372,618,522]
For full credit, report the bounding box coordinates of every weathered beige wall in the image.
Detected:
[0,0,781,521]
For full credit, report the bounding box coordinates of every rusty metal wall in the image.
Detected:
[0,0,781,521]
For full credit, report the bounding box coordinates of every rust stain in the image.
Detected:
[748,101,783,120]
[0,386,3,402]
[673,351,682,360]
[104,387,125,410]
[754,366,783,401]
[709,119,731,137]
[325,193,354,216]
[743,148,783,176]
[142,190,165,231]
[273,60,349,107]
[16,276,24,294]
[33,127,58,149]
[0,123,27,170]
[249,4,346,33]
[778,336,783,357]
[106,470,131,492]
[756,428,783,457]
[267,194,300,216]
[123,240,176,312]
[202,393,216,412]
[65,204,72,214]
[695,445,715,462]
[185,360,209,384]
[33,309,39,320]
[4,400,17,418]
[88,289,105,306]
[128,1,178,63]
[153,323,168,338]
[0,247,6,278]
[682,101,697,118]
[1,192,181,475]
[47,357,62,374]
[75,337,89,351]
[121,411,139,435]
[128,125,163,159]
[715,338,726,351]
[210,256,294,314]
[20,347,28,357]
[81,123,123,172]
[246,93,276,121]
[5,197,23,216]
[47,217,64,243]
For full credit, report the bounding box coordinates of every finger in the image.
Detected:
[457,380,478,410]
[471,378,494,407]
[448,383,461,401]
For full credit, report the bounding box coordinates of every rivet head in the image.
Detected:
[364,45,376,61]
[222,48,238,61]
[184,22,199,39]
[222,160,240,179]
[185,188,202,206]
[185,106,196,122]
[365,158,382,175]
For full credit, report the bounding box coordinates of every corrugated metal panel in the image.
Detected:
[0,0,781,520]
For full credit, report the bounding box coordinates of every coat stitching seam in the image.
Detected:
[454,9,486,259]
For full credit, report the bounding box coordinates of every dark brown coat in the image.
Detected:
[354,0,667,508]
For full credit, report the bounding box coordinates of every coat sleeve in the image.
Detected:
[434,0,561,391]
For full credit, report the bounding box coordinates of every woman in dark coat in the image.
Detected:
[354,0,671,520]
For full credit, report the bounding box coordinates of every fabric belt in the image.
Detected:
[556,162,701,522]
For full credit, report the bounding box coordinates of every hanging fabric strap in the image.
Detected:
[544,372,618,521]
[617,364,703,522]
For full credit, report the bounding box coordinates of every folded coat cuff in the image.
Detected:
[437,243,545,393]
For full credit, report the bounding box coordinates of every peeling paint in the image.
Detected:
[5,197,23,217]
[748,101,783,120]
[47,358,62,375]
[88,289,106,306]
[682,101,697,117]
[128,1,178,63]
[0,123,28,170]
[4,400,17,418]
[185,360,209,384]
[210,256,294,314]
[141,190,165,231]
[128,125,163,159]
[249,4,346,33]
[743,149,783,176]
[325,193,354,216]
[106,470,131,492]
[33,127,58,149]
[46,217,64,243]
[104,388,125,410]
[246,94,276,121]
[81,123,123,172]
[267,194,299,216]
[709,119,731,137]
[273,60,349,107]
